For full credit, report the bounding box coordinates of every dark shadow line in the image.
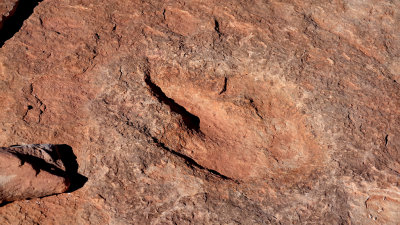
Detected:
[0,201,11,207]
[144,71,201,132]
[0,0,43,47]
[219,77,227,95]
[214,19,222,38]
[384,134,389,147]
[53,144,88,192]
[151,137,235,181]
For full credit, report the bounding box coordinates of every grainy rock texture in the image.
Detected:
[0,0,399,224]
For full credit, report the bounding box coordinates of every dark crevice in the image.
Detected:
[214,19,222,38]
[219,77,227,95]
[54,144,88,193]
[144,70,201,132]
[162,9,166,21]
[151,137,234,181]
[0,0,43,47]
[0,201,10,207]
[247,97,264,119]
[22,105,32,122]
[385,134,389,147]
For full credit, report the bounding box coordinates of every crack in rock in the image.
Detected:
[144,71,236,181]
[22,84,47,123]
[144,70,201,132]
[150,137,234,181]
[214,19,222,38]
[219,77,228,95]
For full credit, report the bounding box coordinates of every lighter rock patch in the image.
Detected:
[0,174,16,186]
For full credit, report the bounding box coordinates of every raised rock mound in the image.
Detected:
[0,144,86,205]
[0,0,399,224]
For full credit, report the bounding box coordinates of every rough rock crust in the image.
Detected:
[0,0,399,224]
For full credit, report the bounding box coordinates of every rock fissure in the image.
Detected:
[247,97,263,120]
[384,134,388,147]
[150,137,234,181]
[22,84,46,123]
[0,0,43,47]
[21,105,31,122]
[214,19,222,38]
[144,72,201,133]
[219,77,227,95]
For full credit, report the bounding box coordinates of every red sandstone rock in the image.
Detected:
[0,144,86,205]
[0,150,68,204]
[0,0,399,224]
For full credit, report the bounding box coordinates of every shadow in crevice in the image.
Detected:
[53,144,88,192]
[0,200,10,207]
[144,70,201,132]
[0,0,43,47]
[151,137,233,181]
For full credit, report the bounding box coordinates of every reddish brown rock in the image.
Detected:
[0,151,67,204]
[0,0,399,224]
[0,144,86,205]
[146,68,325,181]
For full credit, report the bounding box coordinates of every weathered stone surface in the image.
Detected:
[0,0,399,224]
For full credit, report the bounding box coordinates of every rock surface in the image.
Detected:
[0,0,399,224]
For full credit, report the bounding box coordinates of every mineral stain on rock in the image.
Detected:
[0,144,87,205]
